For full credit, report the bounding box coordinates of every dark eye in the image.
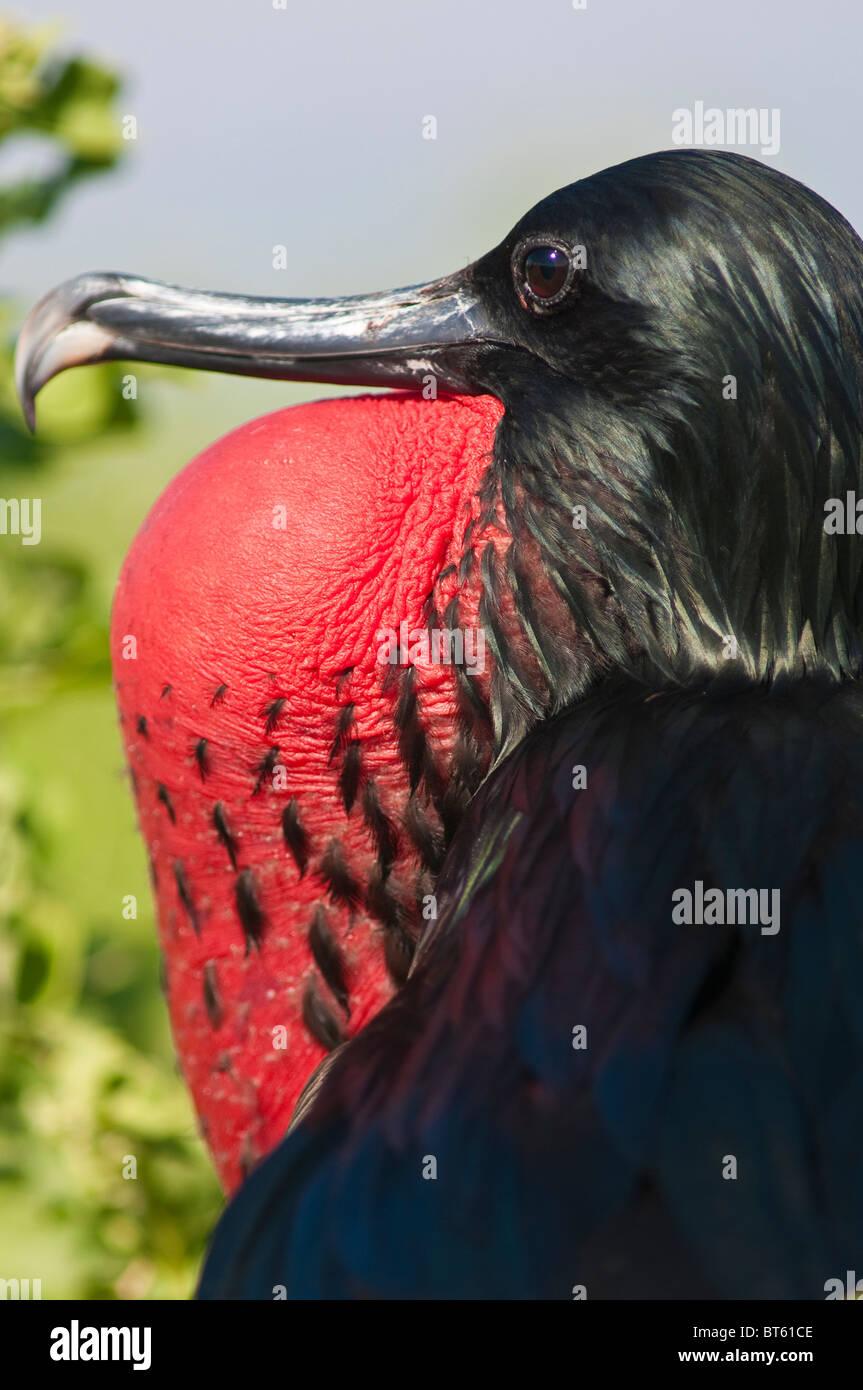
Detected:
[524,246,569,298]
[514,239,577,312]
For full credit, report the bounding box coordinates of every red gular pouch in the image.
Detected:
[110,391,504,1192]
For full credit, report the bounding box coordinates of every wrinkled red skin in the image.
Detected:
[110,393,503,1192]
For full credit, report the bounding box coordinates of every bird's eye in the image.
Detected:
[525,247,568,297]
[514,239,577,313]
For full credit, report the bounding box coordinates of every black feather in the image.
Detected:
[173,859,199,935]
[366,871,415,985]
[235,868,265,953]
[338,739,363,814]
[213,801,238,870]
[263,697,287,737]
[157,783,175,824]
[317,838,362,913]
[281,797,310,877]
[361,779,399,874]
[403,795,444,875]
[327,702,356,765]
[308,905,349,1013]
[194,737,209,781]
[252,746,280,797]
[301,977,344,1051]
[203,961,224,1029]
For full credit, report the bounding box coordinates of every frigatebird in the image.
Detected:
[17,149,863,1298]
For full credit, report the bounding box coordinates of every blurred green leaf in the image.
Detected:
[0,25,121,235]
[0,19,221,1300]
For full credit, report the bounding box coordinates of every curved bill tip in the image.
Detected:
[15,272,126,433]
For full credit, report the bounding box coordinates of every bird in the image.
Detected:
[16,148,863,1298]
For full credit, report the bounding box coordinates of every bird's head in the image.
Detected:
[17,148,863,1186]
[20,150,863,740]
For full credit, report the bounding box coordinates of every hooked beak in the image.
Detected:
[15,269,502,430]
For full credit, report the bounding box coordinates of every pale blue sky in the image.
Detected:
[5,0,861,300]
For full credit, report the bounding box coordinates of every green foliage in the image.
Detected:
[0,20,221,1300]
[0,18,120,235]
